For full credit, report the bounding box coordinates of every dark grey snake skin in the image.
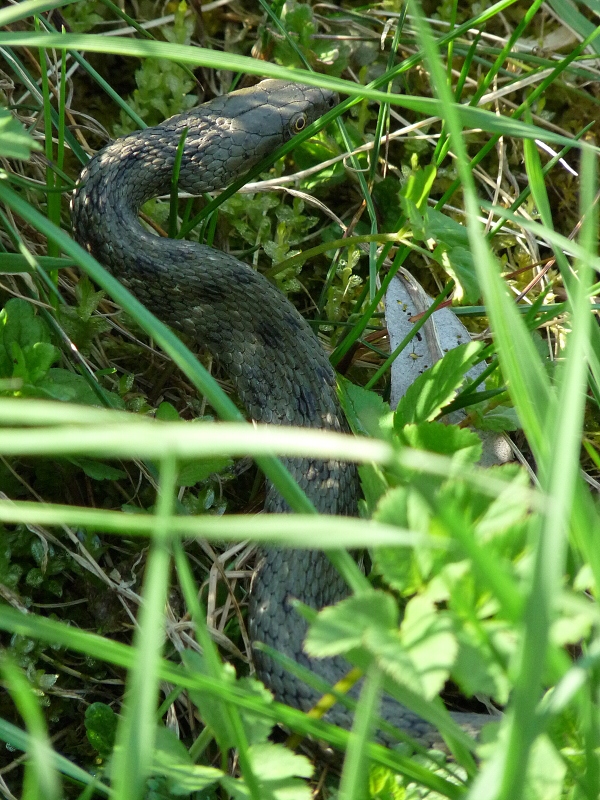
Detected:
[71,79,489,746]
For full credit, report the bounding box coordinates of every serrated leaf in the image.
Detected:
[338,375,392,439]
[152,726,222,792]
[237,677,275,746]
[477,406,521,432]
[357,463,390,515]
[400,421,482,463]
[398,595,457,698]
[394,341,484,428]
[305,592,398,658]
[55,304,110,356]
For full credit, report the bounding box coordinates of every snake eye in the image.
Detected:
[291,113,307,134]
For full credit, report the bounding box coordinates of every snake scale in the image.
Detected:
[72,79,490,746]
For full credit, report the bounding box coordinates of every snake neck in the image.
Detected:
[72,127,358,518]
[71,84,358,517]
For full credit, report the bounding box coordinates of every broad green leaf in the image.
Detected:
[221,743,313,800]
[305,592,398,658]
[475,406,521,432]
[526,735,566,800]
[399,421,482,463]
[68,458,127,481]
[177,457,232,487]
[357,463,390,516]
[425,208,470,249]
[400,595,457,699]
[452,636,508,701]
[9,340,58,384]
[35,369,123,407]
[394,341,484,427]
[236,677,275,746]
[155,401,180,421]
[434,244,480,304]
[1,298,51,356]
[151,726,222,792]
[338,376,392,439]
[248,743,312,781]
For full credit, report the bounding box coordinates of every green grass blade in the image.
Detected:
[498,146,597,800]
[0,658,62,800]
[112,455,177,800]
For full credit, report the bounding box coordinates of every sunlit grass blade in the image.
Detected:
[496,147,597,800]
[1,658,62,800]
[1,31,598,154]
[111,455,176,800]
[338,666,384,800]
[0,605,463,795]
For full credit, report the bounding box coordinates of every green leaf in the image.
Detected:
[248,743,312,781]
[220,742,313,800]
[476,406,521,432]
[152,726,222,793]
[399,421,482,462]
[35,369,123,408]
[8,340,58,384]
[525,735,566,800]
[68,458,127,481]
[85,702,118,757]
[424,208,470,249]
[0,298,51,358]
[357,463,390,516]
[405,208,480,303]
[338,375,392,439]
[394,341,484,428]
[400,164,437,214]
[0,107,42,159]
[369,765,406,800]
[433,243,480,304]
[177,457,232,487]
[236,677,275,746]
[182,649,237,751]
[304,592,398,658]
[399,594,457,699]
[452,636,506,699]
[156,401,180,421]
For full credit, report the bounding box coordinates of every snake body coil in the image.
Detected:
[72,80,487,745]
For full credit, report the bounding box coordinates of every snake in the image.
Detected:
[71,79,491,747]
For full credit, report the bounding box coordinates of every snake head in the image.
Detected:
[212,79,338,149]
[249,79,339,141]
